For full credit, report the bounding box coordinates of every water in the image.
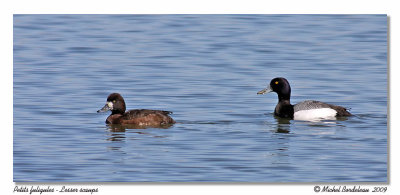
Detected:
[13,15,387,182]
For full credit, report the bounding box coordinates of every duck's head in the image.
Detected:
[97,93,126,114]
[257,77,291,100]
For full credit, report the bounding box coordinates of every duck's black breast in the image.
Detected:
[274,100,294,118]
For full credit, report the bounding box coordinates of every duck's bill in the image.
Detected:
[97,102,113,113]
[257,85,272,95]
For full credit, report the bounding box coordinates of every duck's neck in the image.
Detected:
[275,98,294,119]
[278,94,291,103]
[278,99,291,105]
[111,109,125,115]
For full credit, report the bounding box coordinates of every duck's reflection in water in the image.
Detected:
[273,115,349,134]
[274,116,291,133]
[105,124,172,142]
[107,124,174,132]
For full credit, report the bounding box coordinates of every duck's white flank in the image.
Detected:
[293,108,337,121]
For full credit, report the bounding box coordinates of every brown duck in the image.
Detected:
[97,93,175,126]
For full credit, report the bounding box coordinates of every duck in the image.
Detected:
[257,77,351,120]
[97,93,175,126]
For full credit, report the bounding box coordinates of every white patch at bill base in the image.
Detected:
[107,101,113,109]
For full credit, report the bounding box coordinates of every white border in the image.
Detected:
[2,0,398,195]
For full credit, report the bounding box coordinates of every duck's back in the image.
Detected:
[124,109,172,118]
[294,100,330,112]
[121,109,175,125]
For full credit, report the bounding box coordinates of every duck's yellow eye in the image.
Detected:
[275,81,279,85]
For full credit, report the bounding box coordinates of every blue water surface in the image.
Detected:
[13,15,387,182]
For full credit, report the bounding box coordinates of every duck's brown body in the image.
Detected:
[106,109,175,125]
[98,93,175,127]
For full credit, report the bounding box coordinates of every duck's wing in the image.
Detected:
[293,100,330,112]
[294,100,351,116]
[121,109,175,125]
[122,109,172,119]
